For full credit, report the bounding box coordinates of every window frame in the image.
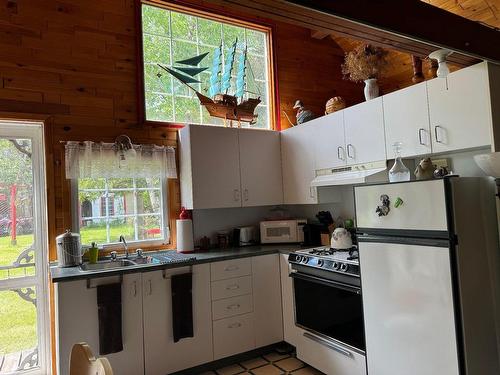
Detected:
[136,0,277,130]
[71,176,170,251]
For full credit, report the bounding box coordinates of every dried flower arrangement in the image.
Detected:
[342,45,389,82]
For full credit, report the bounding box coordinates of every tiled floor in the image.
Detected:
[200,350,324,375]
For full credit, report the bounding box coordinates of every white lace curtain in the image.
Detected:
[64,141,177,180]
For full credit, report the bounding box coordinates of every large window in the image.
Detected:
[74,177,169,247]
[141,3,273,129]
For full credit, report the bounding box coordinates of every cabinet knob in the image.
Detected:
[233,189,240,201]
[418,128,426,145]
[228,322,242,329]
[243,189,249,201]
[337,146,345,161]
[346,144,355,159]
[434,126,445,143]
[227,303,241,310]
[226,284,240,290]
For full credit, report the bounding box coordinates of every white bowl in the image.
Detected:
[474,152,500,178]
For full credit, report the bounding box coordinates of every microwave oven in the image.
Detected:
[260,219,306,244]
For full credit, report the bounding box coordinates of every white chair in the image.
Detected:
[69,343,113,375]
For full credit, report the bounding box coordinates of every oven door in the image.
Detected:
[291,271,365,352]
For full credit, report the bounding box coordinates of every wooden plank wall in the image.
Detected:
[0,0,364,260]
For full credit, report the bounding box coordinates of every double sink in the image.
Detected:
[79,255,162,272]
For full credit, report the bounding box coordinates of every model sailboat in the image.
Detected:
[157,40,261,126]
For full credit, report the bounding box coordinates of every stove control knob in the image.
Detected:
[317,259,324,267]
[340,263,349,272]
[294,255,301,263]
[302,257,308,264]
[333,262,339,270]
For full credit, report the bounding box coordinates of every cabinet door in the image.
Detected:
[279,253,303,347]
[190,125,241,209]
[384,82,432,157]
[344,97,386,165]
[239,129,283,207]
[281,124,318,204]
[55,274,144,375]
[252,254,283,347]
[313,111,347,170]
[427,62,491,153]
[142,265,213,375]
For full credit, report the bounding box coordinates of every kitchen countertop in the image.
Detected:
[50,244,305,283]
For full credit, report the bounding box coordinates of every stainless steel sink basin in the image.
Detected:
[79,259,136,271]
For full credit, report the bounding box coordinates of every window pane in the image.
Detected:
[198,18,221,46]
[142,4,170,36]
[78,178,105,190]
[171,12,197,42]
[143,34,171,64]
[145,92,173,122]
[246,29,266,56]
[137,190,162,214]
[109,218,135,242]
[135,178,161,189]
[0,287,39,372]
[175,97,201,123]
[108,178,133,190]
[248,54,266,81]
[145,64,172,93]
[80,222,107,245]
[222,24,245,47]
[138,215,162,241]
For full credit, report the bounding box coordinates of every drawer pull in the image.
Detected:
[226,284,240,290]
[226,303,241,310]
[228,322,242,329]
[224,266,239,272]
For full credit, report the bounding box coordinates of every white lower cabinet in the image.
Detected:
[55,274,144,375]
[298,332,367,375]
[213,313,256,359]
[142,265,213,375]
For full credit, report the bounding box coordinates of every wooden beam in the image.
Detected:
[286,0,500,63]
[310,29,329,39]
[203,0,485,66]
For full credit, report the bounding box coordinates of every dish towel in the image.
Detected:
[97,283,123,355]
[171,272,194,343]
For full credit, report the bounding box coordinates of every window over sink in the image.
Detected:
[73,177,169,247]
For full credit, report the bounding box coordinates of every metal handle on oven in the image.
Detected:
[303,332,353,358]
[290,272,361,295]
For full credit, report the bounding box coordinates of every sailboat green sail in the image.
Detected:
[158,40,261,125]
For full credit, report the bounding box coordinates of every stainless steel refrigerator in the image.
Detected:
[355,177,500,375]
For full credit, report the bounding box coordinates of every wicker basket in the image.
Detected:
[325,97,346,114]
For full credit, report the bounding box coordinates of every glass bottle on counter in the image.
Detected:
[389,142,410,182]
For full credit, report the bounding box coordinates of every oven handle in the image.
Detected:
[289,271,361,295]
[303,331,354,358]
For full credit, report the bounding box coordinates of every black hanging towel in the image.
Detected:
[96,283,123,355]
[171,272,194,343]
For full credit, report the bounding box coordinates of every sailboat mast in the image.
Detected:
[221,39,238,95]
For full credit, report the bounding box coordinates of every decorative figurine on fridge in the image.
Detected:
[293,100,316,124]
[414,157,435,180]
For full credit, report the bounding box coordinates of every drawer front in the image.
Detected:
[212,294,253,320]
[213,313,255,359]
[211,276,252,301]
[297,332,367,375]
[211,258,252,281]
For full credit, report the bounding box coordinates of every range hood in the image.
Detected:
[310,161,387,187]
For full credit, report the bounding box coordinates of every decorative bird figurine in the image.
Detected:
[414,157,435,180]
[293,100,316,124]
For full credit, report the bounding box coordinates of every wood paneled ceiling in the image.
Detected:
[326,0,500,93]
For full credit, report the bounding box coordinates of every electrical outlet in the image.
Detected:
[432,158,449,170]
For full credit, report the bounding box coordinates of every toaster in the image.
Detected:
[232,226,259,247]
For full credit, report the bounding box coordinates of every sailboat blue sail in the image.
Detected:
[209,45,222,98]
[235,48,247,98]
[221,40,238,93]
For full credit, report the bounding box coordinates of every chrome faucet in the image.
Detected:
[119,235,129,259]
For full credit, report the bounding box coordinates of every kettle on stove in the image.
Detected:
[330,227,353,250]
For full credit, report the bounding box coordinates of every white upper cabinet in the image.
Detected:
[180,125,241,209]
[344,97,386,165]
[384,82,432,157]
[179,125,283,209]
[238,128,283,207]
[427,62,492,153]
[312,111,346,170]
[281,124,318,204]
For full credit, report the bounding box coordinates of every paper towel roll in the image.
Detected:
[176,219,194,253]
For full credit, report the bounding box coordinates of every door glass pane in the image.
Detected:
[0,139,35,280]
[0,287,39,373]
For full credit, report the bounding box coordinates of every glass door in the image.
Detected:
[0,121,49,374]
